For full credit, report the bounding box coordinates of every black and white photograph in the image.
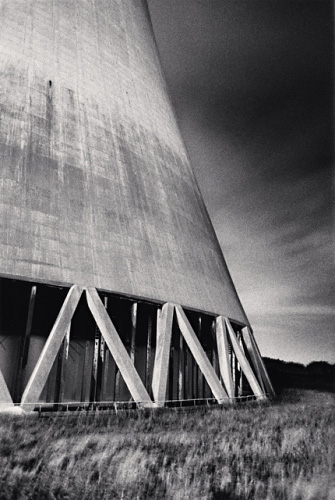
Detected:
[0,1,334,499]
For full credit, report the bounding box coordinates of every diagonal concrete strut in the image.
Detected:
[175,305,228,404]
[0,368,14,411]
[21,285,84,411]
[224,317,265,399]
[85,288,154,408]
[242,326,275,398]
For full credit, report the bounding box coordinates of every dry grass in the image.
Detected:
[0,389,334,499]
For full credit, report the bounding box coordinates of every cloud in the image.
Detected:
[274,305,334,317]
[212,170,334,309]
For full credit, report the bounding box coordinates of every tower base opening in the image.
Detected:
[0,276,272,412]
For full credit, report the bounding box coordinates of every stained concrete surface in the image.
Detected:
[0,0,248,323]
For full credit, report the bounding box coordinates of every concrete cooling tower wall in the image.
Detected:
[0,0,274,410]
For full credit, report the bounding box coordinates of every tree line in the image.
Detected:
[263,358,335,394]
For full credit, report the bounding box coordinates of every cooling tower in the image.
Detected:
[0,0,274,410]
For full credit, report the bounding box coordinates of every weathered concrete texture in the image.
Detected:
[0,0,248,323]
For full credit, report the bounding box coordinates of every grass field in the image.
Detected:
[0,390,334,500]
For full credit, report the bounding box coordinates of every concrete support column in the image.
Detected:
[178,334,185,401]
[54,323,70,406]
[197,315,204,399]
[152,303,174,406]
[216,316,234,398]
[146,312,153,395]
[130,303,137,363]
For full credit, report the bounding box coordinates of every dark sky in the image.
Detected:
[147,0,334,364]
